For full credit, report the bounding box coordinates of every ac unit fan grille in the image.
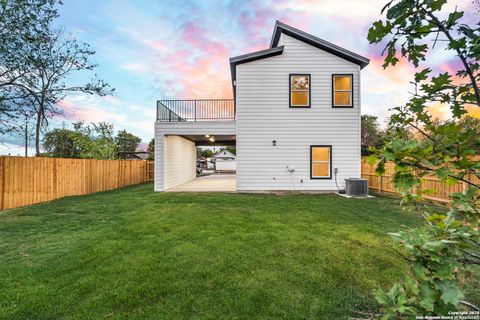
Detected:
[345,178,368,197]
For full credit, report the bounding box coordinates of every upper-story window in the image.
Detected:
[290,74,310,108]
[332,74,353,108]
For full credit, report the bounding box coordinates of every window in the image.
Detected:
[290,74,310,108]
[332,74,353,107]
[310,146,331,179]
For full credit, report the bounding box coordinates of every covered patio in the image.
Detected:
[154,99,236,192]
[165,174,236,192]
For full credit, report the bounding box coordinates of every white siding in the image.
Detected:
[164,136,196,190]
[215,159,236,171]
[154,121,235,191]
[236,33,362,191]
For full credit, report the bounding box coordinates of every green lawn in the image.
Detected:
[0,183,476,319]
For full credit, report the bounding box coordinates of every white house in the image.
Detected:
[154,21,369,192]
[212,149,236,173]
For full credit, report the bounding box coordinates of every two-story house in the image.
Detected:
[154,21,369,192]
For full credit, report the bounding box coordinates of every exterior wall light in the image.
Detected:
[272,140,276,146]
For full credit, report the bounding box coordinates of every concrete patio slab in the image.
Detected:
[166,174,236,192]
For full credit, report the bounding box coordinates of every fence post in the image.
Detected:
[194,100,197,121]
[83,159,86,195]
[52,158,57,199]
[0,157,4,210]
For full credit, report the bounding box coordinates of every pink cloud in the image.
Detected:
[150,1,312,100]
[58,98,126,124]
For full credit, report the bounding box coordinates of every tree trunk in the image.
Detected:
[35,110,41,156]
[35,100,45,157]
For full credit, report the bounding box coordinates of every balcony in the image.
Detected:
[157,99,235,122]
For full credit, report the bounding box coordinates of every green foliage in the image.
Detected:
[43,121,117,159]
[147,138,154,160]
[115,129,141,155]
[43,128,86,158]
[197,148,214,158]
[371,212,479,317]
[367,0,480,317]
[361,115,386,156]
[225,146,236,155]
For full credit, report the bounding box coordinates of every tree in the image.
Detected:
[457,115,480,152]
[225,146,236,155]
[147,138,154,160]
[0,0,58,136]
[43,121,116,159]
[0,0,113,153]
[361,115,385,156]
[367,0,479,316]
[27,27,113,155]
[43,128,87,158]
[196,148,213,158]
[115,130,141,157]
[90,122,115,159]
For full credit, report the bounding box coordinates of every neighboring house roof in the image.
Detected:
[118,151,149,160]
[229,20,370,98]
[213,149,236,160]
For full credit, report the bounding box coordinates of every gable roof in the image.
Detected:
[270,21,370,69]
[229,21,370,98]
[213,148,236,159]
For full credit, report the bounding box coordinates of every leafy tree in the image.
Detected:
[43,121,116,159]
[147,138,154,160]
[115,130,141,156]
[225,146,236,155]
[361,115,385,156]
[27,27,113,156]
[203,149,214,158]
[0,0,113,154]
[90,122,115,159]
[43,128,86,158]
[457,115,480,152]
[196,148,213,158]
[0,0,58,135]
[367,0,479,316]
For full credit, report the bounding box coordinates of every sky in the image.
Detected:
[1,0,478,155]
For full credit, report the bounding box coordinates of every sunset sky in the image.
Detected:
[2,0,478,155]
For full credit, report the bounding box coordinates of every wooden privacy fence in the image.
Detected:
[146,160,154,181]
[361,157,479,204]
[0,157,154,210]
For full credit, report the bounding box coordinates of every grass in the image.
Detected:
[0,183,476,319]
